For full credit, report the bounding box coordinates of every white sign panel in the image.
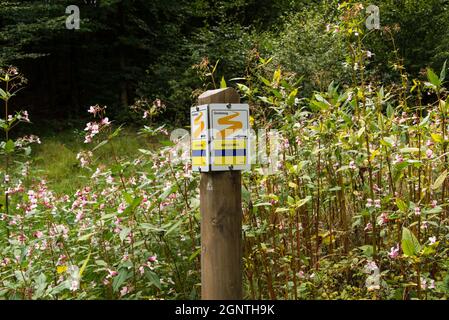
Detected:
[190,103,250,172]
[190,105,210,172]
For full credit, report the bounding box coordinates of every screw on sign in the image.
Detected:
[192,88,248,300]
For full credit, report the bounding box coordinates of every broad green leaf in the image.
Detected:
[401,227,420,257]
[431,133,443,143]
[112,269,129,293]
[359,245,374,257]
[432,170,447,190]
[145,270,161,290]
[396,198,408,212]
[119,227,131,242]
[4,140,15,154]
[164,219,182,237]
[296,196,312,208]
[427,68,441,87]
[288,182,298,189]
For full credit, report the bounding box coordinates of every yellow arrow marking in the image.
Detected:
[217,112,243,138]
[193,112,205,138]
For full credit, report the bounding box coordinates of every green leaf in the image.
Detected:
[427,68,441,87]
[400,147,420,153]
[145,270,161,290]
[401,227,421,257]
[220,76,227,89]
[386,104,394,118]
[253,202,272,207]
[78,232,96,241]
[108,126,123,139]
[440,60,447,82]
[92,139,108,151]
[188,248,201,262]
[4,140,15,154]
[0,88,10,101]
[359,245,374,257]
[296,196,312,208]
[119,227,131,242]
[32,273,48,299]
[164,219,182,237]
[95,260,108,267]
[112,269,129,293]
[418,114,430,127]
[432,170,447,190]
[258,76,271,87]
[79,251,91,278]
[396,198,408,212]
[431,133,443,143]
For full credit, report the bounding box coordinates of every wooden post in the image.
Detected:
[198,88,243,300]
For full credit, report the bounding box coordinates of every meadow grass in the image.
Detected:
[30,127,156,195]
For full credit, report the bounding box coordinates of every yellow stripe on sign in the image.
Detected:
[192,140,207,150]
[192,157,207,166]
[213,139,246,149]
[213,156,246,166]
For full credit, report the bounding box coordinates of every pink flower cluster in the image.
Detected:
[84,106,111,143]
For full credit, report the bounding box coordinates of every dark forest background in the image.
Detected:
[1,0,449,133]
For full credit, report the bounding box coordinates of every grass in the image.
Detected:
[30,126,156,195]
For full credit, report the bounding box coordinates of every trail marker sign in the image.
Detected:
[190,103,250,172]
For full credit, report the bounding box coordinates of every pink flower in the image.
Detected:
[148,255,157,263]
[388,244,400,259]
[349,161,357,170]
[429,236,437,244]
[426,149,434,159]
[366,198,373,208]
[421,220,428,229]
[70,280,79,291]
[120,286,129,296]
[364,261,378,273]
[364,222,372,231]
[21,111,30,122]
[33,231,44,238]
[117,202,126,214]
[374,199,381,209]
[107,269,118,278]
[101,117,111,126]
[393,154,404,164]
[377,212,389,225]
[431,200,438,208]
[415,206,421,216]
